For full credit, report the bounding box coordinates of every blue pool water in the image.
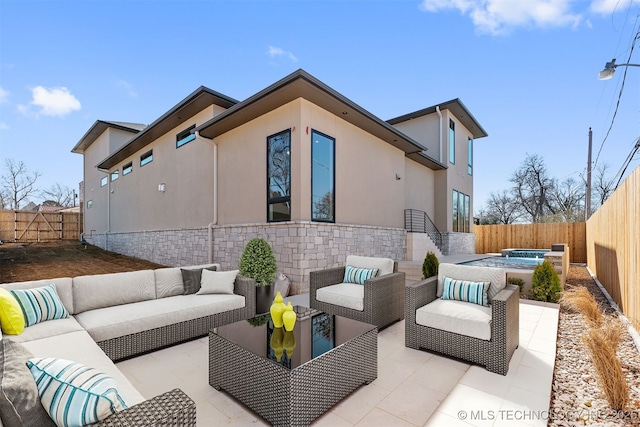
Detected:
[462,256,543,270]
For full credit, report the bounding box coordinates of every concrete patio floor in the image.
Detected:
[116,294,559,427]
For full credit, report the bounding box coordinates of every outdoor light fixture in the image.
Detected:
[598,58,640,80]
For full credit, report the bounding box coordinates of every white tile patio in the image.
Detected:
[116,296,559,427]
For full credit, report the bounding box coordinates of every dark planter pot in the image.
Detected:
[255,284,275,314]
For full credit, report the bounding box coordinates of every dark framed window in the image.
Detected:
[267,129,291,222]
[110,169,119,182]
[176,125,196,148]
[468,137,473,175]
[449,119,455,164]
[123,162,133,176]
[140,150,153,167]
[453,189,470,232]
[100,176,107,187]
[311,130,335,222]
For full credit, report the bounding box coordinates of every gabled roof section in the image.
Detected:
[71,121,146,154]
[195,69,446,171]
[95,87,238,170]
[387,99,488,140]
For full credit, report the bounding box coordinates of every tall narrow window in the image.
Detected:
[311,130,335,222]
[464,194,470,232]
[267,130,291,222]
[467,137,473,175]
[176,125,196,148]
[449,119,455,164]
[100,176,107,187]
[452,190,459,231]
[140,150,153,167]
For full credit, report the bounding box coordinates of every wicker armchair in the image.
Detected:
[405,263,519,375]
[310,255,406,329]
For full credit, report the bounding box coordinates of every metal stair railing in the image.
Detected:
[404,209,443,252]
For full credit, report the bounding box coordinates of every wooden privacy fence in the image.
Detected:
[0,209,82,242]
[475,222,587,263]
[587,166,640,327]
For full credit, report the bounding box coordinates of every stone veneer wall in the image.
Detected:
[441,232,476,255]
[85,222,405,295]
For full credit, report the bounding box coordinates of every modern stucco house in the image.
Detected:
[72,69,487,294]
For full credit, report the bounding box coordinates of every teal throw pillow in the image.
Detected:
[441,276,489,307]
[10,284,69,327]
[343,265,379,285]
[27,357,128,427]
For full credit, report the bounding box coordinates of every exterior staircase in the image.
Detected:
[398,261,424,283]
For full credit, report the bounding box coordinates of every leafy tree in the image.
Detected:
[1,159,41,210]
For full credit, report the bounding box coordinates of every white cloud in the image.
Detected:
[420,0,582,35]
[267,45,298,62]
[591,0,640,14]
[115,80,138,98]
[0,87,8,103]
[27,86,81,117]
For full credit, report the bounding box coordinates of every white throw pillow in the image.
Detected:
[197,269,239,295]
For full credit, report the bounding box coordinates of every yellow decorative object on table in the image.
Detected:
[270,291,286,328]
[270,327,284,362]
[282,302,296,332]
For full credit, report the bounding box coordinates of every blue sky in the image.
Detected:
[1,0,639,212]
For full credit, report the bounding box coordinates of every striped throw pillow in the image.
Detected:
[441,276,489,307]
[10,284,69,327]
[27,358,128,427]
[344,265,379,285]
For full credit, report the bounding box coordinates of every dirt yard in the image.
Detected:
[0,241,166,283]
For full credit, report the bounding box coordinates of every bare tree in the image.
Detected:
[41,183,75,207]
[1,159,41,210]
[510,154,556,223]
[548,177,584,222]
[0,189,7,209]
[592,163,615,209]
[484,190,523,224]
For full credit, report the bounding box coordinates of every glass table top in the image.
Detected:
[214,306,376,370]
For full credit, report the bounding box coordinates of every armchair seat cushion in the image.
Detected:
[416,298,492,341]
[316,283,364,311]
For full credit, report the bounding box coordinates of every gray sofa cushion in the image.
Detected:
[437,263,506,302]
[21,331,144,407]
[8,317,85,344]
[0,278,74,315]
[73,270,156,314]
[155,264,220,299]
[181,266,217,295]
[74,294,245,343]
[0,338,55,427]
[416,298,492,341]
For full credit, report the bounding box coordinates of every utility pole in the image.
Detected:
[585,127,592,220]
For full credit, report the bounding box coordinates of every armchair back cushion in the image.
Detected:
[346,255,394,277]
[437,263,506,302]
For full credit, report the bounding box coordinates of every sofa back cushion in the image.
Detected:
[73,270,155,314]
[437,263,506,302]
[154,264,220,299]
[0,278,74,315]
[346,255,394,277]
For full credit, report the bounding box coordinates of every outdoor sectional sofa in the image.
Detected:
[0,264,256,427]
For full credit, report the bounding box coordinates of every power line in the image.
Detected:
[612,136,640,190]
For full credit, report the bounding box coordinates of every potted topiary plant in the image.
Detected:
[422,251,439,279]
[239,238,278,314]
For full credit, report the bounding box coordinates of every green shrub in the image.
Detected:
[530,260,562,302]
[422,251,439,279]
[507,277,525,293]
[239,238,277,286]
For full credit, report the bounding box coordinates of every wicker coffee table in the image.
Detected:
[209,306,377,426]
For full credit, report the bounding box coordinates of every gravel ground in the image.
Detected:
[549,265,640,426]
